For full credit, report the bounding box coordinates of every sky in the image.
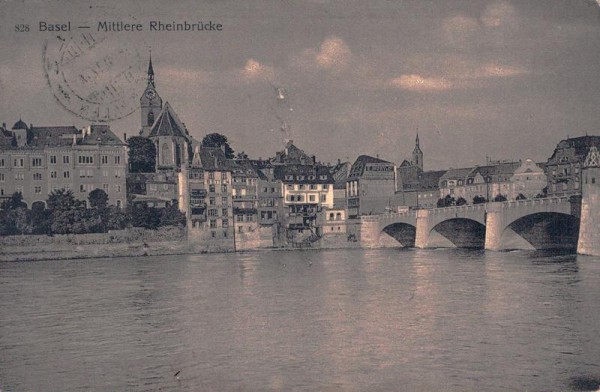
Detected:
[1,0,600,170]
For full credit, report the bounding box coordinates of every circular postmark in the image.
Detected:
[43,31,146,122]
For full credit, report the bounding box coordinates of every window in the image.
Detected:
[238,226,243,233]
[271,187,275,193]
[222,197,228,205]
[221,172,227,180]
[50,171,57,179]
[115,170,122,178]
[103,184,109,192]
[222,208,227,216]
[78,155,93,164]
[221,184,227,193]
[15,173,24,180]
[208,172,215,180]
[222,219,229,228]
[209,197,216,205]
[223,231,227,237]
[14,158,24,167]
[321,195,326,202]
[208,209,217,217]
[101,155,108,164]
[116,185,121,193]
[0,158,4,167]
[114,156,121,165]
[31,158,42,167]
[80,184,87,192]
[116,200,122,209]
[0,173,4,182]
[50,156,56,164]
[309,195,316,202]
[209,184,215,192]
[33,173,42,181]
[80,170,86,178]
[210,219,217,228]
[64,171,70,178]
[63,155,69,164]
[34,186,42,194]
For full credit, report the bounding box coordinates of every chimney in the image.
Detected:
[72,134,77,146]
[124,132,127,141]
[338,158,341,165]
[312,155,316,164]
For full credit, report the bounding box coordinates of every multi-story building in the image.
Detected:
[347,155,397,218]
[545,135,600,196]
[274,164,334,232]
[0,121,127,208]
[231,159,259,235]
[509,159,547,199]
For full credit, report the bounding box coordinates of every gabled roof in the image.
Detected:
[271,140,315,165]
[348,155,394,179]
[417,170,446,190]
[549,135,600,161]
[79,124,125,146]
[440,167,474,181]
[148,102,190,139]
[198,147,232,171]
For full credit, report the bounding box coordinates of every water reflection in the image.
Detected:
[0,249,599,391]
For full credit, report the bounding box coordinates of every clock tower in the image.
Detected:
[140,54,162,137]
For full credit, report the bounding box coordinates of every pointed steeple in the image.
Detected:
[147,51,155,87]
[412,131,423,170]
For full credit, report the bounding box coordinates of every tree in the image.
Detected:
[473,195,487,204]
[47,189,80,212]
[127,203,161,229]
[128,136,156,173]
[88,188,109,209]
[1,192,26,210]
[201,133,234,159]
[436,194,456,208]
[456,197,467,206]
[236,151,249,160]
[516,193,527,200]
[493,194,508,202]
[159,204,187,227]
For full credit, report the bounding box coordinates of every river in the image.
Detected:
[1,249,599,391]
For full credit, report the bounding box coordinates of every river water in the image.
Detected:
[1,249,599,391]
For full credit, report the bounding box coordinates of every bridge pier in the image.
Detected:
[484,203,503,251]
[577,159,600,256]
[414,209,430,249]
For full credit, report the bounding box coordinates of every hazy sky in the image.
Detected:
[1,0,600,170]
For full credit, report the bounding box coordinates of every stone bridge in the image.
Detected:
[360,196,581,251]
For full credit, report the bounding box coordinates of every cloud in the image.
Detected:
[476,63,527,78]
[292,36,352,73]
[481,2,517,28]
[315,36,351,69]
[240,58,275,82]
[389,74,453,92]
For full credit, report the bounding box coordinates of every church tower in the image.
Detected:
[140,54,162,137]
[577,146,600,256]
[412,133,423,170]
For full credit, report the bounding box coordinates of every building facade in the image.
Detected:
[0,122,127,208]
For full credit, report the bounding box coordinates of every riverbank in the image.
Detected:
[0,228,366,262]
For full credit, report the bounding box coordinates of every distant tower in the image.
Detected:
[11,118,29,147]
[412,133,423,170]
[577,146,600,256]
[140,53,163,137]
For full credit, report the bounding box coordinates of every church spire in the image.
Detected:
[412,131,423,170]
[147,51,155,87]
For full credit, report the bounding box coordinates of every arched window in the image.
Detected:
[161,143,171,165]
[147,111,154,126]
[336,213,341,220]
[175,144,182,166]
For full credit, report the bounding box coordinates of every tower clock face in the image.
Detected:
[146,89,156,99]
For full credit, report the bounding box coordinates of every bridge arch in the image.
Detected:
[381,222,416,247]
[500,212,580,251]
[430,218,486,249]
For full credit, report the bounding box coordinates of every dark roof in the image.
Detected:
[3,124,125,149]
[399,159,412,167]
[417,170,446,190]
[198,147,232,171]
[148,102,189,138]
[548,135,600,161]
[440,167,474,181]
[273,164,334,184]
[348,155,394,179]
[12,119,28,130]
[271,140,315,165]
[79,124,125,146]
[231,159,260,178]
[28,126,79,148]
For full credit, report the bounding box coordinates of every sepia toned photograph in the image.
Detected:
[1,0,599,390]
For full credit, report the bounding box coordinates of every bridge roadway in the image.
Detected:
[359,196,581,251]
